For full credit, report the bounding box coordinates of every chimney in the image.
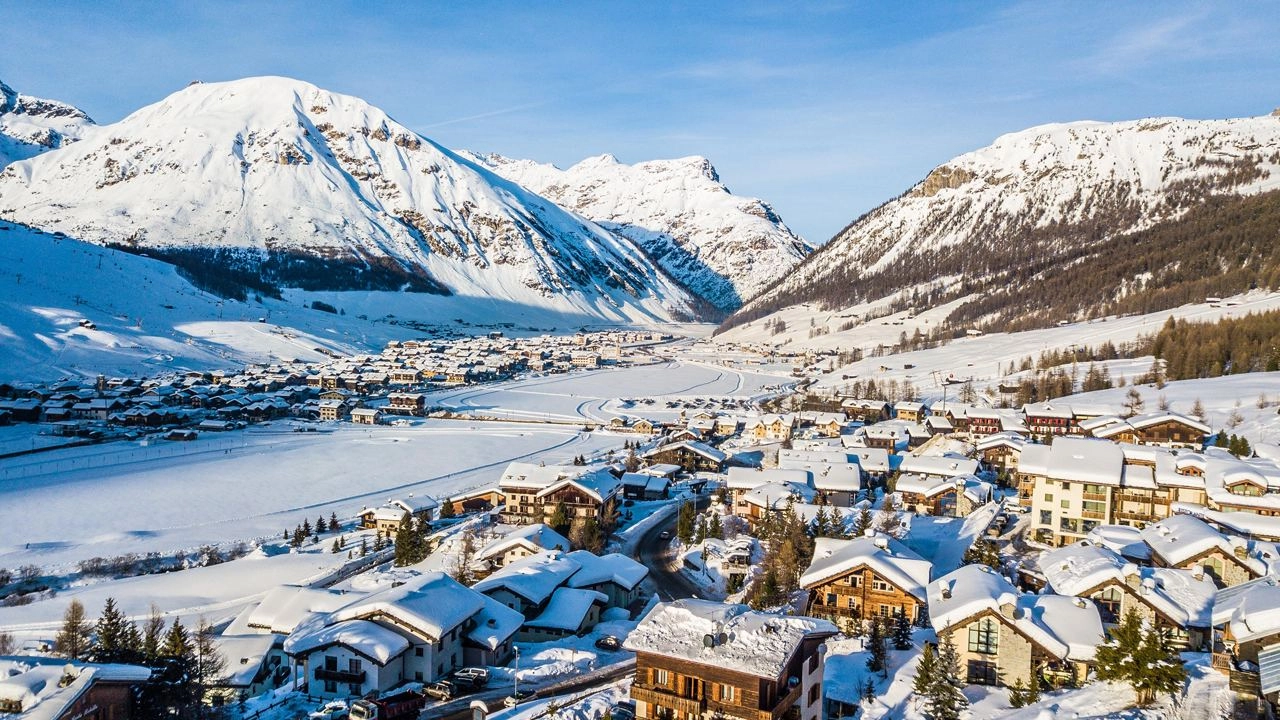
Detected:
[999,602,1016,619]
[1125,572,1141,589]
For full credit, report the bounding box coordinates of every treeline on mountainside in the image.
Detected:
[717,174,1280,336]
[1149,311,1280,380]
[107,245,451,301]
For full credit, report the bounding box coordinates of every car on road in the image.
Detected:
[658,531,672,540]
[611,701,636,720]
[594,634,620,651]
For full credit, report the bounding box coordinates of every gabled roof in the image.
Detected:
[643,440,726,463]
[1140,514,1253,569]
[800,535,932,599]
[282,619,410,665]
[623,600,837,679]
[476,523,570,562]
[1212,575,1280,643]
[1039,542,1215,627]
[245,586,353,634]
[565,550,649,590]
[472,551,582,605]
[534,468,622,503]
[329,571,485,640]
[928,564,1104,662]
[726,467,810,490]
[465,595,525,650]
[1016,436,1125,485]
[524,587,609,631]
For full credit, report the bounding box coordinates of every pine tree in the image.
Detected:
[331,538,342,553]
[852,507,873,538]
[328,512,340,532]
[1094,608,1186,705]
[394,513,428,566]
[862,676,875,703]
[693,516,707,544]
[55,599,91,660]
[676,501,695,544]
[438,498,456,519]
[892,613,913,650]
[570,516,606,554]
[875,496,902,536]
[451,529,479,585]
[708,512,723,540]
[813,505,831,537]
[301,518,312,536]
[865,617,887,675]
[1122,387,1145,417]
[927,633,969,720]
[1191,397,1205,419]
[549,501,571,536]
[93,597,134,663]
[913,642,937,696]
[625,449,640,473]
[360,536,369,557]
[162,618,192,659]
[1007,678,1029,708]
[315,516,327,535]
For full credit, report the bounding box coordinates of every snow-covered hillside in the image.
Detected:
[0,76,698,324]
[468,152,811,311]
[726,112,1280,336]
[0,78,94,167]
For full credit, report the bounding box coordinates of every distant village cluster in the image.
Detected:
[0,329,669,438]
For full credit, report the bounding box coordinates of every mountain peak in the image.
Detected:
[0,79,94,167]
[0,76,698,324]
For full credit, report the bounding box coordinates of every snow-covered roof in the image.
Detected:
[216,634,278,686]
[565,550,649,590]
[0,660,151,719]
[1039,542,1215,627]
[897,453,978,479]
[976,431,1026,451]
[465,595,525,650]
[928,564,1104,662]
[534,467,622,503]
[643,440,726,463]
[283,619,410,665]
[330,571,485,640]
[726,467,810,490]
[472,551,582,605]
[1212,576,1280,643]
[843,446,892,472]
[246,586,354,634]
[799,535,932,599]
[741,481,815,509]
[1023,402,1073,419]
[476,523,570,562]
[1140,514,1252,569]
[499,462,579,489]
[1084,524,1151,561]
[525,587,609,631]
[623,599,837,679]
[1015,436,1125,485]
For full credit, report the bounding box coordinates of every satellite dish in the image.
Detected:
[703,634,715,648]
[717,632,728,645]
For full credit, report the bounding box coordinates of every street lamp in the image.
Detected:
[512,644,520,701]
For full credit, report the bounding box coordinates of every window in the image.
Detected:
[718,684,737,702]
[415,671,423,682]
[967,660,998,686]
[846,597,858,610]
[324,656,337,671]
[871,579,892,592]
[846,575,862,587]
[968,618,998,654]
[1044,494,1054,502]
[324,680,337,693]
[808,684,820,703]
[415,647,424,657]
[348,659,362,673]
[1094,587,1122,624]
[1203,556,1226,584]
[878,604,891,617]
[825,593,836,606]
[1039,510,1053,525]
[654,668,669,686]
[1060,499,1070,508]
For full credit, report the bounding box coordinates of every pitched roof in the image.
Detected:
[800,535,932,599]
[623,600,837,679]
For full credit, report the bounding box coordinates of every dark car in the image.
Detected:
[595,634,621,651]
[424,681,457,700]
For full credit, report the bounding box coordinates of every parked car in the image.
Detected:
[308,700,350,720]
[611,701,636,720]
[424,681,457,701]
[594,634,620,651]
[453,667,490,686]
[658,531,672,540]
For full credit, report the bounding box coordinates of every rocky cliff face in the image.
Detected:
[468,151,811,312]
[0,79,94,166]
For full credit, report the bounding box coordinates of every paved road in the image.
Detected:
[422,659,635,720]
[635,495,711,601]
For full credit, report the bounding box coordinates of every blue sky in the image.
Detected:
[2,1,1277,243]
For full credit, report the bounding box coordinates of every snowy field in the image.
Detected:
[0,421,615,571]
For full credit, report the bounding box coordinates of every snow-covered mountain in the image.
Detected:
[467,152,811,311]
[0,79,94,166]
[721,112,1280,341]
[0,76,699,324]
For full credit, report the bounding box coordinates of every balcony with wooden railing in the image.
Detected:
[1082,492,1109,502]
[1081,509,1107,520]
[630,685,706,717]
